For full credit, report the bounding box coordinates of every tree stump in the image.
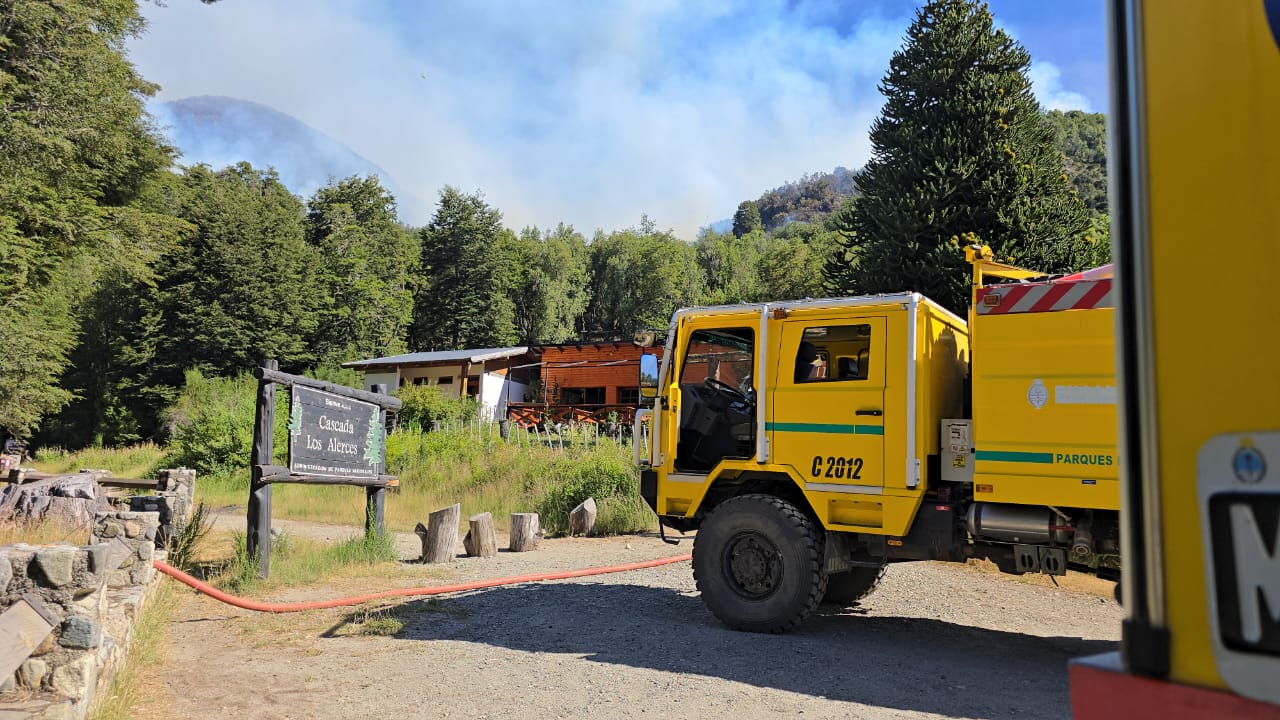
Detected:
[421,503,461,563]
[509,512,540,552]
[569,497,597,537]
[463,512,498,558]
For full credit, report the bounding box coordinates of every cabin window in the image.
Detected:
[794,324,872,383]
[562,387,606,404]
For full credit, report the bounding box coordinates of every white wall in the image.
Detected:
[399,366,466,397]
[361,372,399,393]
[479,372,529,420]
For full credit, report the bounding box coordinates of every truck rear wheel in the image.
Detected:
[692,493,826,633]
[821,565,886,608]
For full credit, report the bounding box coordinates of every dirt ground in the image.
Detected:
[132,512,1121,720]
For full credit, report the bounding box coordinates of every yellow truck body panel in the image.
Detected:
[970,287,1120,511]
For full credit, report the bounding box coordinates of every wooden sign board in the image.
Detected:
[287,385,384,480]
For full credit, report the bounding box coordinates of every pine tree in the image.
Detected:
[411,187,517,350]
[150,164,323,385]
[731,201,762,237]
[824,0,1091,314]
[305,176,418,364]
[0,0,175,436]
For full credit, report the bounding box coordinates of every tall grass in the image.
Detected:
[188,424,653,536]
[36,424,654,539]
[0,520,92,546]
[31,442,166,479]
[217,530,400,595]
[89,581,179,720]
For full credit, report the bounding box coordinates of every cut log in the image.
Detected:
[463,512,498,558]
[509,512,540,552]
[422,504,461,563]
[569,497,597,537]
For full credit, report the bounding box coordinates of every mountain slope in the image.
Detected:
[150,95,418,214]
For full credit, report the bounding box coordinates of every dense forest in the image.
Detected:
[1,0,1107,450]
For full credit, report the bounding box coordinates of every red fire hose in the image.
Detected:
[152,553,692,613]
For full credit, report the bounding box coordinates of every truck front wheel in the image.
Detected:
[692,494,826,633]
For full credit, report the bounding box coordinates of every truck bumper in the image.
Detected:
[1071,652,1280,719]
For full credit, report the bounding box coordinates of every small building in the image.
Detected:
[340,347,534,420]
[536,341,647,406]
[503,341,648,428]
[342,341,656,429]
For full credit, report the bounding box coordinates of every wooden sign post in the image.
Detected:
[246,361,402,577]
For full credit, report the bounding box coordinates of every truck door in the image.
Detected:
[770,318,887,491]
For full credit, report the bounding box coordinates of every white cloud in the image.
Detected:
[1027,60,1094,112]
[128,1,910,235]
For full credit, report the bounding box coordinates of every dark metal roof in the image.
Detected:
[341,347,531,370]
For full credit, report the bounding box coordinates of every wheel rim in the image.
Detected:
[723,530,784,599]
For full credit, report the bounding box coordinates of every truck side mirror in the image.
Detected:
[639,353,659,403]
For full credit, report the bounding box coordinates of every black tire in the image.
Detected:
[821,565,886,608]
[692,494,826,633]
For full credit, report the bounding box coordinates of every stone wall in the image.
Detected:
[1,475,189,720]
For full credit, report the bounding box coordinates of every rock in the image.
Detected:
[30,699,75,720]
[35,547,77,587]
[59,616,102,649]
[32,631,59,657]
[136,542,152,561]
[19,658,47,688]
[97,521,119,539]
[0,474,107,528]
[123,521,141,539]
[0,549,11,593]
[57,474,99,500]
[50,653,95,701]
[1,673,15,692]
[85,545,108,575]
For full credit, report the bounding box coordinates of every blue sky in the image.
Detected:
[128,1,1107,236]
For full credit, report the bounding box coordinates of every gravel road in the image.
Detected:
[136,514,1121,720]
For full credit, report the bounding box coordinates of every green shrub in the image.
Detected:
[165,502,213,572]
[161,370,283,478]
[595,495,655,535]
[396,384,480,431]
[535,448,640,535]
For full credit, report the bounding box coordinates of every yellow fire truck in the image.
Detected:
[634,246,1120,632]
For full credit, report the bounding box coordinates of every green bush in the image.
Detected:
[595,495,655,535]
[162,370,270,477]
[535,449,642,536]
[395,384,480,431]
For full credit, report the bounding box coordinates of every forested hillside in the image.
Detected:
[1,0,1108,451]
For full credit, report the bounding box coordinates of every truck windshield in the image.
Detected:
[680,329,754,390]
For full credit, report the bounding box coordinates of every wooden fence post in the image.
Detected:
[247,358,277,577]
[364,383,389,536]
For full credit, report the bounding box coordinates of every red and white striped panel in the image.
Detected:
[975,278,1113,315]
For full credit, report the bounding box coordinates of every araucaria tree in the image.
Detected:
[824,0,1091,314]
